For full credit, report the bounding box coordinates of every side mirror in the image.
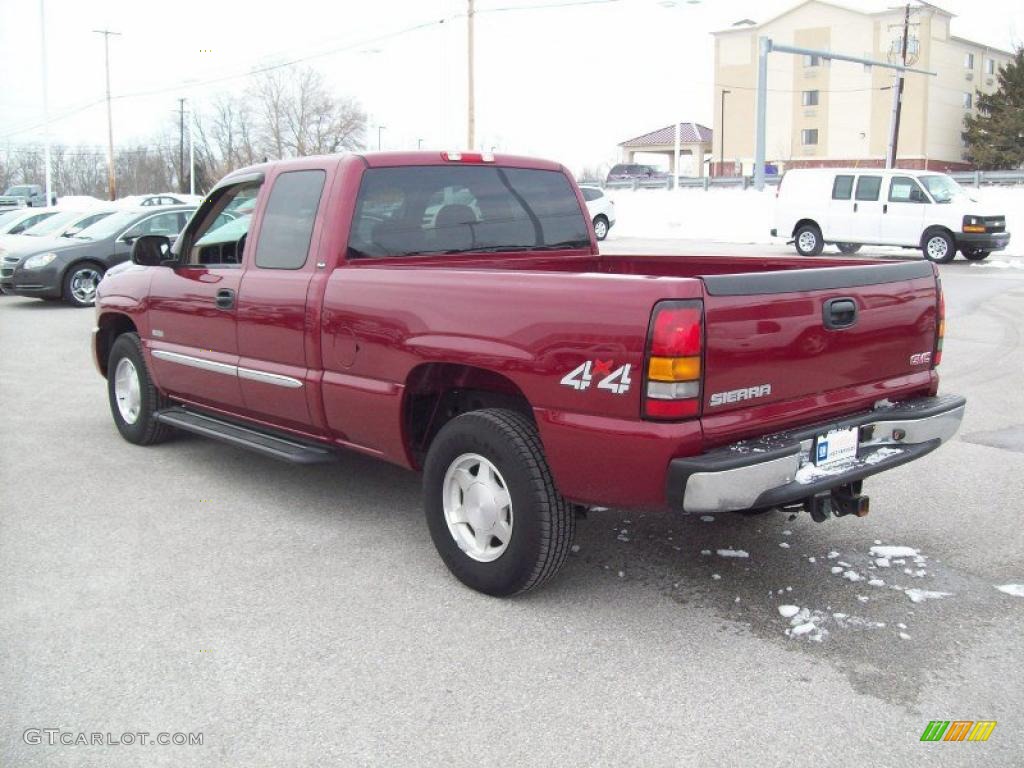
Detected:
[131,234,172,266]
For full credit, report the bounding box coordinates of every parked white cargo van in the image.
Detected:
[772,168,1010,263]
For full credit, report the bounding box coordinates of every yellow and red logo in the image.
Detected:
[920,721,997,742]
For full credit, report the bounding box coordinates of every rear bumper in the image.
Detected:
[667,394,965,513]
[955,231,1010,251]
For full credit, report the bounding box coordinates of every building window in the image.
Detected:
[803,54,821,67]
[964,52,974,69]
[801,129,818,145]
[985,58,996,75]
[802,90,820,106]
[963,92,973,109]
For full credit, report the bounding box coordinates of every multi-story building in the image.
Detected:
[711,0,1012,174]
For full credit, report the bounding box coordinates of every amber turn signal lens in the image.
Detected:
[648,356,700,381]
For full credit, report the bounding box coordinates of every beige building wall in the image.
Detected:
[711,0,1012,172]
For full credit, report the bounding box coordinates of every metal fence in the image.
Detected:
[587,168,1024,192]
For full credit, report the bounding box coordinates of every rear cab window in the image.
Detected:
[347,165,590,258]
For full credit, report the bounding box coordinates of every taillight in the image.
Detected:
[441,151,494,163]
[934,279,945,367]
[644,300,703,420]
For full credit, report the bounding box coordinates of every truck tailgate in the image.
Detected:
[699,261,939,439]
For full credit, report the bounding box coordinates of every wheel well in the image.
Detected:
[95,313,137,377]
[792,219,820,236]
[593,214,608,224]
[402,363,533,468]
[920,226,954,249]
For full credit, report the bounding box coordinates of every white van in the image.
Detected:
[772,168,1010,263]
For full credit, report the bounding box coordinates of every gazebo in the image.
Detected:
[618,122,713,177]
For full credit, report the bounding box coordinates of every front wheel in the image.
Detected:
[794,224,824,256]
[107,332,173,445]
[63,262,105,307]
[593,216,609,241]
[837,243,861,254]
[961,248,991,261]
[423,409,575,596]
[922,230,956,263]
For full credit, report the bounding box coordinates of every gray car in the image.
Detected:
[6,205,195,307]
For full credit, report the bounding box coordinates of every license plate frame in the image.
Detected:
[814,426,859,467]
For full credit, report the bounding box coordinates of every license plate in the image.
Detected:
[814,427,859,467]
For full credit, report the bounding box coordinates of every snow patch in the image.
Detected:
[778,605,801,618]
[870,545,919,559]
[717,549,749,559]
[905,588,951,604]
[996,584,1024,597]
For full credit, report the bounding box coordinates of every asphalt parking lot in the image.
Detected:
[2,241,1023,766]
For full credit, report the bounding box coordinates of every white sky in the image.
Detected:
[0,0,1021,173]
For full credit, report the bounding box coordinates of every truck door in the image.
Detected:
[235,167,329,431]
[850,174,883,243]
[880,175,927,245]
[146,177,263,411]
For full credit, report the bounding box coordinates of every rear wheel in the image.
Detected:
[107,332,173,445]
[63,262,105,307]
[961,248,991,261]
[593,216,609,241]
[794,224,824,257]
[922,230,956,263]
[423,409,574,596]
[837,243,861,254]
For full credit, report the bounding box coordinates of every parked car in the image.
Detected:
[772,168,1010,262]
[0,208,59,236]
[6,205,195,307]
[116,193,205,208]
[93,151,963,596]
[0,210,117,293]
[580,186,616,241]
[605,163,669,184]
[0,184,54,209]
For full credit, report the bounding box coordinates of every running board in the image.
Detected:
[154,407,338,464]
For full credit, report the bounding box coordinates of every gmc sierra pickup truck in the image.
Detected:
[93,151,965,596]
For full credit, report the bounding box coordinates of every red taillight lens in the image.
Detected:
[644,300,704,421]
[651,306,702,357]
[934,280,945,367]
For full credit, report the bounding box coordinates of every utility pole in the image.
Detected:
[93,28,121,201]
[377,125,386,151]
[39,0,53,206]
[467,0,475,150]
[887,3,911,168]
[178,97,186,193]
[719,89,731,177]
[188,100,195,195]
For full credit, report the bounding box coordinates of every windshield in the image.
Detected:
[73,210,141,240]
[22,210,83,236]
[348,166,590,258]
[920,174,966,204]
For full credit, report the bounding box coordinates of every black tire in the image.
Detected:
[837,243,862,254]
[107,332,173,445]
[62,261,105,307]
[423,408,574,596]
[593,215,609,241]
[794,223,824,256]
[922,229,956,264]
[961,248,991,261]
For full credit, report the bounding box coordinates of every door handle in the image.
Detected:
[853,203,858,212]
[215,288,235,309]
[883,203,888,213]
[823,297,858,330]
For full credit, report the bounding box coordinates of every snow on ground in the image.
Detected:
[869,545,919,559]
[996,584,1024,597]
[608,185,1024,257]
[905,588,952,604]
[716,549,749,559]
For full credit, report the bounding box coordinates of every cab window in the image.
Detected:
[888,176,928,203]
[185,183,261,267]
[254,170,326,270]
[831,175,853,200]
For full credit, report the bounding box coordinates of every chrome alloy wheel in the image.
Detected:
[798,230,818,253]
[70,267,102,305]
[926,236,949,260]
[442,453,514,562]
[593,218,608,239]
[113,357,142,424]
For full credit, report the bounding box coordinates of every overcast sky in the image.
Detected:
[1,0,1021,173]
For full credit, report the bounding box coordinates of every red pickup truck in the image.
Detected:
[94,151,964,595]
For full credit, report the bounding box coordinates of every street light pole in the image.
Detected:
[188,100,195,195]
[467,0,476,149]
[377,125,386,151]
[93,28,121,201]
[719,89,730,177]
[39,0,53,206]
